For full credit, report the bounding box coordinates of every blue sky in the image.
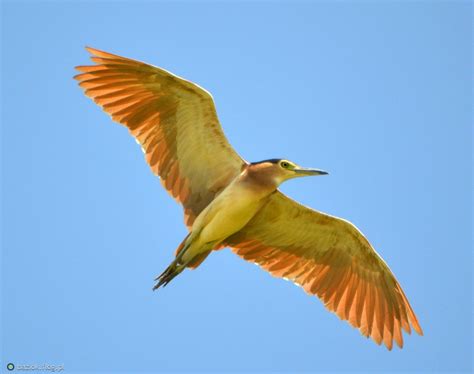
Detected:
[1,1,472,373]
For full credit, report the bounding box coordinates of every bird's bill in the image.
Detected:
[293,167,328,176]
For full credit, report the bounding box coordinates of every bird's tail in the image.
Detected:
[153,234,213,290]
[153,235,191,290]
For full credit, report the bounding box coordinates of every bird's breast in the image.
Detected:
[194,181,270,244]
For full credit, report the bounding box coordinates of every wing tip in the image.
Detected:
[73,69,85,78]
[85,45,105,56]
[397,283,424,336]
[412,320,424,336]
[73,46,113,77]
[84,46,135,63]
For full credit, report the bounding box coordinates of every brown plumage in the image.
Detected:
[75,47,423,350]
[75,47,243,228]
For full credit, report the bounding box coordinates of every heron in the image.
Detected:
[75,47,422,350]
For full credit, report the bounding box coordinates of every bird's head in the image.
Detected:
[248,158,328,187]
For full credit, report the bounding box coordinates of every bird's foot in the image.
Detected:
[153,260,185,291]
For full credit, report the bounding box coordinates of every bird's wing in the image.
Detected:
[224,191,422,350]
[75,47,246,227]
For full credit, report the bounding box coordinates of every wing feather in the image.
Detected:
[75,47,246,227]
[225,191,422,349]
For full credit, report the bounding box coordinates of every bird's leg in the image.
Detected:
[153,240,192,290]
[153,239,219,291]
[153,259,187,290]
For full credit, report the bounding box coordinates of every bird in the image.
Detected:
[75,47,423,350]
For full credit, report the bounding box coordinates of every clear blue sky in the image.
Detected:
[1,1,472,373]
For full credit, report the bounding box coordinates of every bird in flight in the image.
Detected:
[75,47,422,350]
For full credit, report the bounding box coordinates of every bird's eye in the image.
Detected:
[281,162,290,168]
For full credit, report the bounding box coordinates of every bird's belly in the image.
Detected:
[200,204,260,242]
[196,186,266,244]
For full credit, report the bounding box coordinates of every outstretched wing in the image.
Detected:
[225,191,422,350]
[75,47,246,227]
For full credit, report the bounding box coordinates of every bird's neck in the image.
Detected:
[239,167,279,197]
